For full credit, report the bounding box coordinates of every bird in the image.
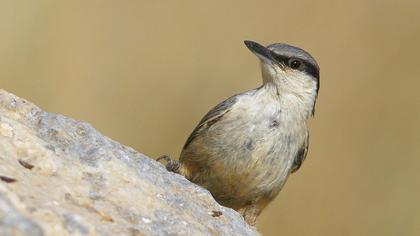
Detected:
[157,40,320,226]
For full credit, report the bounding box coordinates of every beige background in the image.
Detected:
[1,1,419,235]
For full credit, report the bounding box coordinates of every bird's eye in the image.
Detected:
[288,59,302,69]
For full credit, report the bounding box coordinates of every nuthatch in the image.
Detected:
[158,40,320,226]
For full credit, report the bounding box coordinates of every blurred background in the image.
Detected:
[1,1,419,235]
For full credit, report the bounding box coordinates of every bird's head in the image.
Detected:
[244,40,320,116]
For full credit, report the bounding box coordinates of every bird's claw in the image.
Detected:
[156,155,180,173]
[156,154,171,163]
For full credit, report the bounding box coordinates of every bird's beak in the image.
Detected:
[244,40,275,64]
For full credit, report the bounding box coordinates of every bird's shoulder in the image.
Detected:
[182,89,258,150]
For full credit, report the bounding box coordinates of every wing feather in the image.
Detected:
[182,95,238,150]
[291,132,309,173]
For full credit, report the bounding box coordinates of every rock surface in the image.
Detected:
[0,89,258,236]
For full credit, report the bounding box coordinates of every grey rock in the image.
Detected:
[0,89,259,236]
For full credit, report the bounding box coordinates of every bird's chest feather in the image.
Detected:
[211,95,306,170]
[199,94,306,200]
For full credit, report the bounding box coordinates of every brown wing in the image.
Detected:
[291,132,309,173]
[182,95,238,150]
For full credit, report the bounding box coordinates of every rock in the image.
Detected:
[0,89,259,236]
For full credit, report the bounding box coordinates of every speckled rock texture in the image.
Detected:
[0,89,259,236]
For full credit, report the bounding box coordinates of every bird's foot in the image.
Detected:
[238,199,269,226]
[156,155,181,173]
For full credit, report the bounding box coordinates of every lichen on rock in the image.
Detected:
[0,89,258,236]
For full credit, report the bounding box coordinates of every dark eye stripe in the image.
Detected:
[304,62,320,81]
[271,53,319,80]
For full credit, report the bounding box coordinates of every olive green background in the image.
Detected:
[1,1,419,235]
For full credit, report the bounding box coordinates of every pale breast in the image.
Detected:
[181,90,307,207]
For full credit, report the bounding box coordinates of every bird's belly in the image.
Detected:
[181,118,305,208]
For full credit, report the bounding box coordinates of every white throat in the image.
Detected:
[260,62,318,119]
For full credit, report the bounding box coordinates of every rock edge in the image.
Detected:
[0,89,258,236]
